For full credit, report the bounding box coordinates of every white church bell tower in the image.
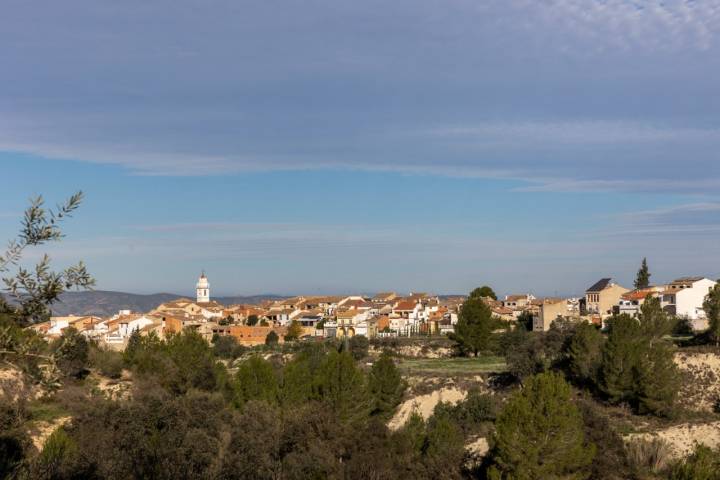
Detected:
[196,271,210,303]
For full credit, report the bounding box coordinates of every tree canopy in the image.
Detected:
[703,283,720,347]
[450,295,498,356]
[469,285,497,300]
[488,372,595,479]
[634,257,651,289]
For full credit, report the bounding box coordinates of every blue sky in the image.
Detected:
[1,0,719,297]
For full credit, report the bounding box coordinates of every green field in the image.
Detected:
[27,400,69,423]
[397,356,506,375]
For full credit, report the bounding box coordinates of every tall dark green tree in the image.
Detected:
[634,258,651,289]
[314,350,370,424]
[599,313,679,416]
[703,283,720,347]
[566,321,604,387]
[450,295,498,356]
[488,372,595,479]
[599,314,644,405]
[469,285,497,300]
[368,351,406,418]
[634,342,680,416]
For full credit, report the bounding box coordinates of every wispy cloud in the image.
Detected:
[429,121,720,146]
[513,0,720,52]
[1,0,719,194]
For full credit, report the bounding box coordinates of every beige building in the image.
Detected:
[584,278,629,322]
[533,298,569,332]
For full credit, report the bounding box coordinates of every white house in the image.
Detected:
[103,314,159,345]
[617,287,665,317]
[661,277,717,330]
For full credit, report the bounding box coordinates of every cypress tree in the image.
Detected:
[634,258,651,289]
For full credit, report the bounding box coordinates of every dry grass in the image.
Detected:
[626,437,673,474]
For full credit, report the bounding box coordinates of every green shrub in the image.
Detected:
[349,335,369,360]
[670,444,720,480]
[89,346,123,379]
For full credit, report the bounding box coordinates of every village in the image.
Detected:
[32,272,719,349]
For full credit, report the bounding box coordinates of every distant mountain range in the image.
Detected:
[41,291,285,317]
[2,290,468,318]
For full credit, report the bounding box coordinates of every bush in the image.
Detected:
[284,320,303,342]
[29,427,80,479]
[52,327,89,378]
[89,346,124,379]
[349,335,369,360]
[212,335,243,359]
[577,398,632,480]
[265,331,279,346]
[673,317,694,336]
[670,443,720,480]
[234,356,279,407]
[0,397,30,479]
[434,388,498,436]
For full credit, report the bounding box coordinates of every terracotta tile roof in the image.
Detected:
[621,289,658,301]
[393,301,416,311]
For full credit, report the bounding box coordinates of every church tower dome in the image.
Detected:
[196,271,210,303]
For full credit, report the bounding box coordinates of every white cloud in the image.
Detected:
[514,0,720,52]
[429,121,720,145]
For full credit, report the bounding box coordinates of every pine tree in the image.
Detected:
[634,342,679,417]
[314,350,370,424]
[469,285,497,300]
[634,258,651,289]
[637,295,674,342]
[600,313,679,416]
[450,295,497,356]
[488,372,595,479]
[368,351,407,418]
[422,409,465,478]
[566,321,604,386]
[599,314,643,404]
[703,283,720,348]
